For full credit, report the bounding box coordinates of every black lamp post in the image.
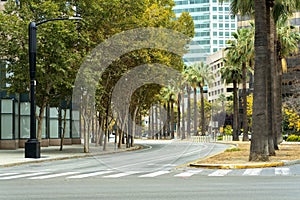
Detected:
[25,17,82,158]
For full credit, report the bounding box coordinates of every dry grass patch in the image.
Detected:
[196,142,300,164]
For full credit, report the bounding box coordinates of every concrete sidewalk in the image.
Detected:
[0,143,141,168]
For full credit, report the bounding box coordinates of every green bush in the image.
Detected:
[225,147,241,152]
[286,134,300,142]
[217,135,223,141]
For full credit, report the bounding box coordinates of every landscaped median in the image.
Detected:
[189,141,300,169]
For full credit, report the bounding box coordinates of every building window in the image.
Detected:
[213,32,217,36]
[219,24,223,28]
[213,40,217,45]
[219,7,223,12]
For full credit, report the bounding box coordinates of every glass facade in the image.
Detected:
[173,0,237,63]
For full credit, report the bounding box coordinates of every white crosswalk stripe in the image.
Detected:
[0,173,19,177]
[0,172,49,180]
[174,170,203,177]
[67,171,114,179]
[0,167,296,180]
[275,168,290,176]
[103,171,140,178]
[208,170,232,176]
[28,172,79,180]
[139,171,170,178]
[243,169,262,176]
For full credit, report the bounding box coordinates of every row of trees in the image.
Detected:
[220,0,300,161]
[0,0,195,151]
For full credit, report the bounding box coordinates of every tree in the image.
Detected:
[225,27,254,141]
[221,55,242,141]
[0,0,86,142]
[186,62,214,136]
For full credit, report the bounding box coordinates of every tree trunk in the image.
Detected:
[177,93,181,139]
[60,108,67,151]
[193,87,198,136]
[171,101,175,139]
[242,63,249,141]
[249,0,270,162]
[268,11,276,156]
[37,102,47,142]
[200,85,205,135]
[274,27,283,149]
[103,103,110,151]
[186,86,191,138]
[181,91,185,139]
[232,80,239,141]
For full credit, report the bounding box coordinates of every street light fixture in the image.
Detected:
[25,17,82,158]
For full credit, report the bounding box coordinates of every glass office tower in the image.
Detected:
[173,0,237,63]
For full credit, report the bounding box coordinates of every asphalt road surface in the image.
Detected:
[0,140,300,200]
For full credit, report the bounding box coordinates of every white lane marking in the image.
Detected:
[174,170,203,177]
[28,172,79,179]
[0,173,18,177]
[275,168,290,176]
[243,169,262,176]
[208,170,232,176]
[139,171,170,178]
[67,171,114,179]
[0,172,49,180]
[103,171,139,178]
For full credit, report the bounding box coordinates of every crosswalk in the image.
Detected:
[0,167,296,180]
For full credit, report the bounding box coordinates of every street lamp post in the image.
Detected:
[25,17,82,158]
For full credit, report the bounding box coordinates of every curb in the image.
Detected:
[189,162,285,169]
[0,145,143,168]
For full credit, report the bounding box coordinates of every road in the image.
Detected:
[0,140,300,200]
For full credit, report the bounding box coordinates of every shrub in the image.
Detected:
[286,134,300,142]
[225,147,241,152]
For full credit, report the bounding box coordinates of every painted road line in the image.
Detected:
[139,171,170,178]
[208,170,232,176]
[0,172,49,180]
[103,171,139,178]
[28,172,79,180]
[243,169,262,176]
[0,173,18,177]
[174,170,203,177]
[275,168,290,176]
[67,171,114,179]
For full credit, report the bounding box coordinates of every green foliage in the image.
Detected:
[224,125,233,135]
[225,147,241,152]
[286,134,300,142]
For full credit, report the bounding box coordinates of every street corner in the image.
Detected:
[189,161,286,169]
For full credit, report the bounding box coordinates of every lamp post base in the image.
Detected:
[25,139,41,158]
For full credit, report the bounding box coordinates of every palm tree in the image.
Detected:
[182,67,192,138]
[187,62,214,136]
[226,27,255,141]
[221,0,300,161]
[220,58,242,141]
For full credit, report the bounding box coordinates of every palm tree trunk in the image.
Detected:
[177,93,181,139]
[181,91,185,139]
[268,11,276,156]
[193,87,198,136]
[200,85,205,135]
[232,79,239,141]
[242,63,249,141]
[249,0,270,161]
[171,101,175,139]
[187,86,191,138]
